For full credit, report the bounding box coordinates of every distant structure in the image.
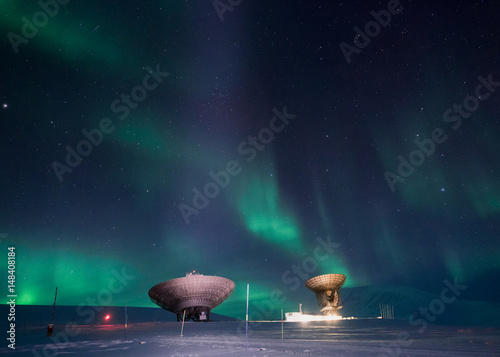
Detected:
[379,304,394,319]
[148,272,235,322]
[305,274,346,315]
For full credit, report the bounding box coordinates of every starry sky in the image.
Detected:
[1,1,499,320]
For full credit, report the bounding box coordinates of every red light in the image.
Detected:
[104,314,111,321]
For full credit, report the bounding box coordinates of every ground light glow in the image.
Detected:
[285,312,344,322]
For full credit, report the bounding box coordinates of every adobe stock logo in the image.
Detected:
[51,64,169,182]
[340,0,403,64]
[223,234,340,354]
[7,0,70,54]
[31,267,135,357]
[384,73,499,192]
[281,235,340,291]
[178,106,296,224]
[376,277,467,357]
[212,0,244,21]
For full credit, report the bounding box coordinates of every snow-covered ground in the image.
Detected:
[4,319,500,356]
[3,282,500,356]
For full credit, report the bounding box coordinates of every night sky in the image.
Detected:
[1,1,499,320]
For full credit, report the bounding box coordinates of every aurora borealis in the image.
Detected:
[1,1,499,321]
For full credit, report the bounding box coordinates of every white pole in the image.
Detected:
[281,309,283,340]
[181,310,186,337]
[125,305,128,341]
[246,284,249,351]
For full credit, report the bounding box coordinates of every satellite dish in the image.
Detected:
[305,274,346,314]
[148,273,235,322]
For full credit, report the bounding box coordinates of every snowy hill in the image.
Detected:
[340,285,500,326]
